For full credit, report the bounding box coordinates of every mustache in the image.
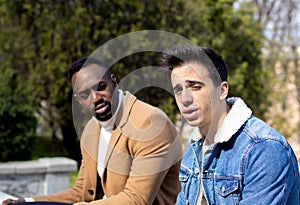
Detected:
[94,98,105,107]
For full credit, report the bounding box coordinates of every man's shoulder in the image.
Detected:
[243,116,286,143]
[132,100,170,125]
[121,92,177,140]
[125,91,168,120]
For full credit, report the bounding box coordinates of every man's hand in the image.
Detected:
[2,198,25,205]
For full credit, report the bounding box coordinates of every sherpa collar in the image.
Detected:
[190,97,252,143]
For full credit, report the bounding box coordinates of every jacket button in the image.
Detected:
[222,186,226,193]
[88,189,94,195]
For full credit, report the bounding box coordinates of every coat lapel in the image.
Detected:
[81,118,101,190]
[103,92,137,173]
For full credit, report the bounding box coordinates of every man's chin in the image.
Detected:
[186,119,200,127]
[95,114,112,122]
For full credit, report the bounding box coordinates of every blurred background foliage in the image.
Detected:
[0,0,299,164]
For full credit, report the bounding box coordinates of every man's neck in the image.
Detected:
[201,102,230,146]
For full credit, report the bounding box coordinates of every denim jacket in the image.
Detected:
[176,97,300,205]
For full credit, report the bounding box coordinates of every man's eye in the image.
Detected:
[92,83,106,91]
[79,90,90,100]
[190,84,202,90]
[174,88,182,95]
[96,84,106,91]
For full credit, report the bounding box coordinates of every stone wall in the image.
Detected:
[0,157,77,198]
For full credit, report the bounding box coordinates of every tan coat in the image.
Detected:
[33,91,182,205]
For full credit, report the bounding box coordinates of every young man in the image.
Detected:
[3,57,182,205]
[161,45,299,205]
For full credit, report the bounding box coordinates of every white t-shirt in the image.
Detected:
[96,89,124,178]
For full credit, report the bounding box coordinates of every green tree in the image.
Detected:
[0,0,187,163]
[0,68,37,161]
[0,0,268,163]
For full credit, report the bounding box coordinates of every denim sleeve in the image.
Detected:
[240,139,299,205]
[175,190,186,205]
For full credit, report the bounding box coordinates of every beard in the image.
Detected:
[93,100,113,121]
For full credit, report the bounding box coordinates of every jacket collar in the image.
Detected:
[113,91,137,128]
[190,97,252,143]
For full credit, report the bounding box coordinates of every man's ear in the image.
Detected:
[111,74,118,87]
[220,81,229,100]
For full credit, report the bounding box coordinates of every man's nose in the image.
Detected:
[91,89,102,103]
[180,89,193,106]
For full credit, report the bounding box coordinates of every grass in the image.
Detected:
[69,170,78,187]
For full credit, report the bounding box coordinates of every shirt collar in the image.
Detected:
[214,97,252,143]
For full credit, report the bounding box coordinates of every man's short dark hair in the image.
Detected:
[67,56,107,81]
[160,45,228,85]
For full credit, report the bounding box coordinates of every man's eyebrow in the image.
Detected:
[186,80,205,86]
[173,84,182,90]
[78,80,104,93]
